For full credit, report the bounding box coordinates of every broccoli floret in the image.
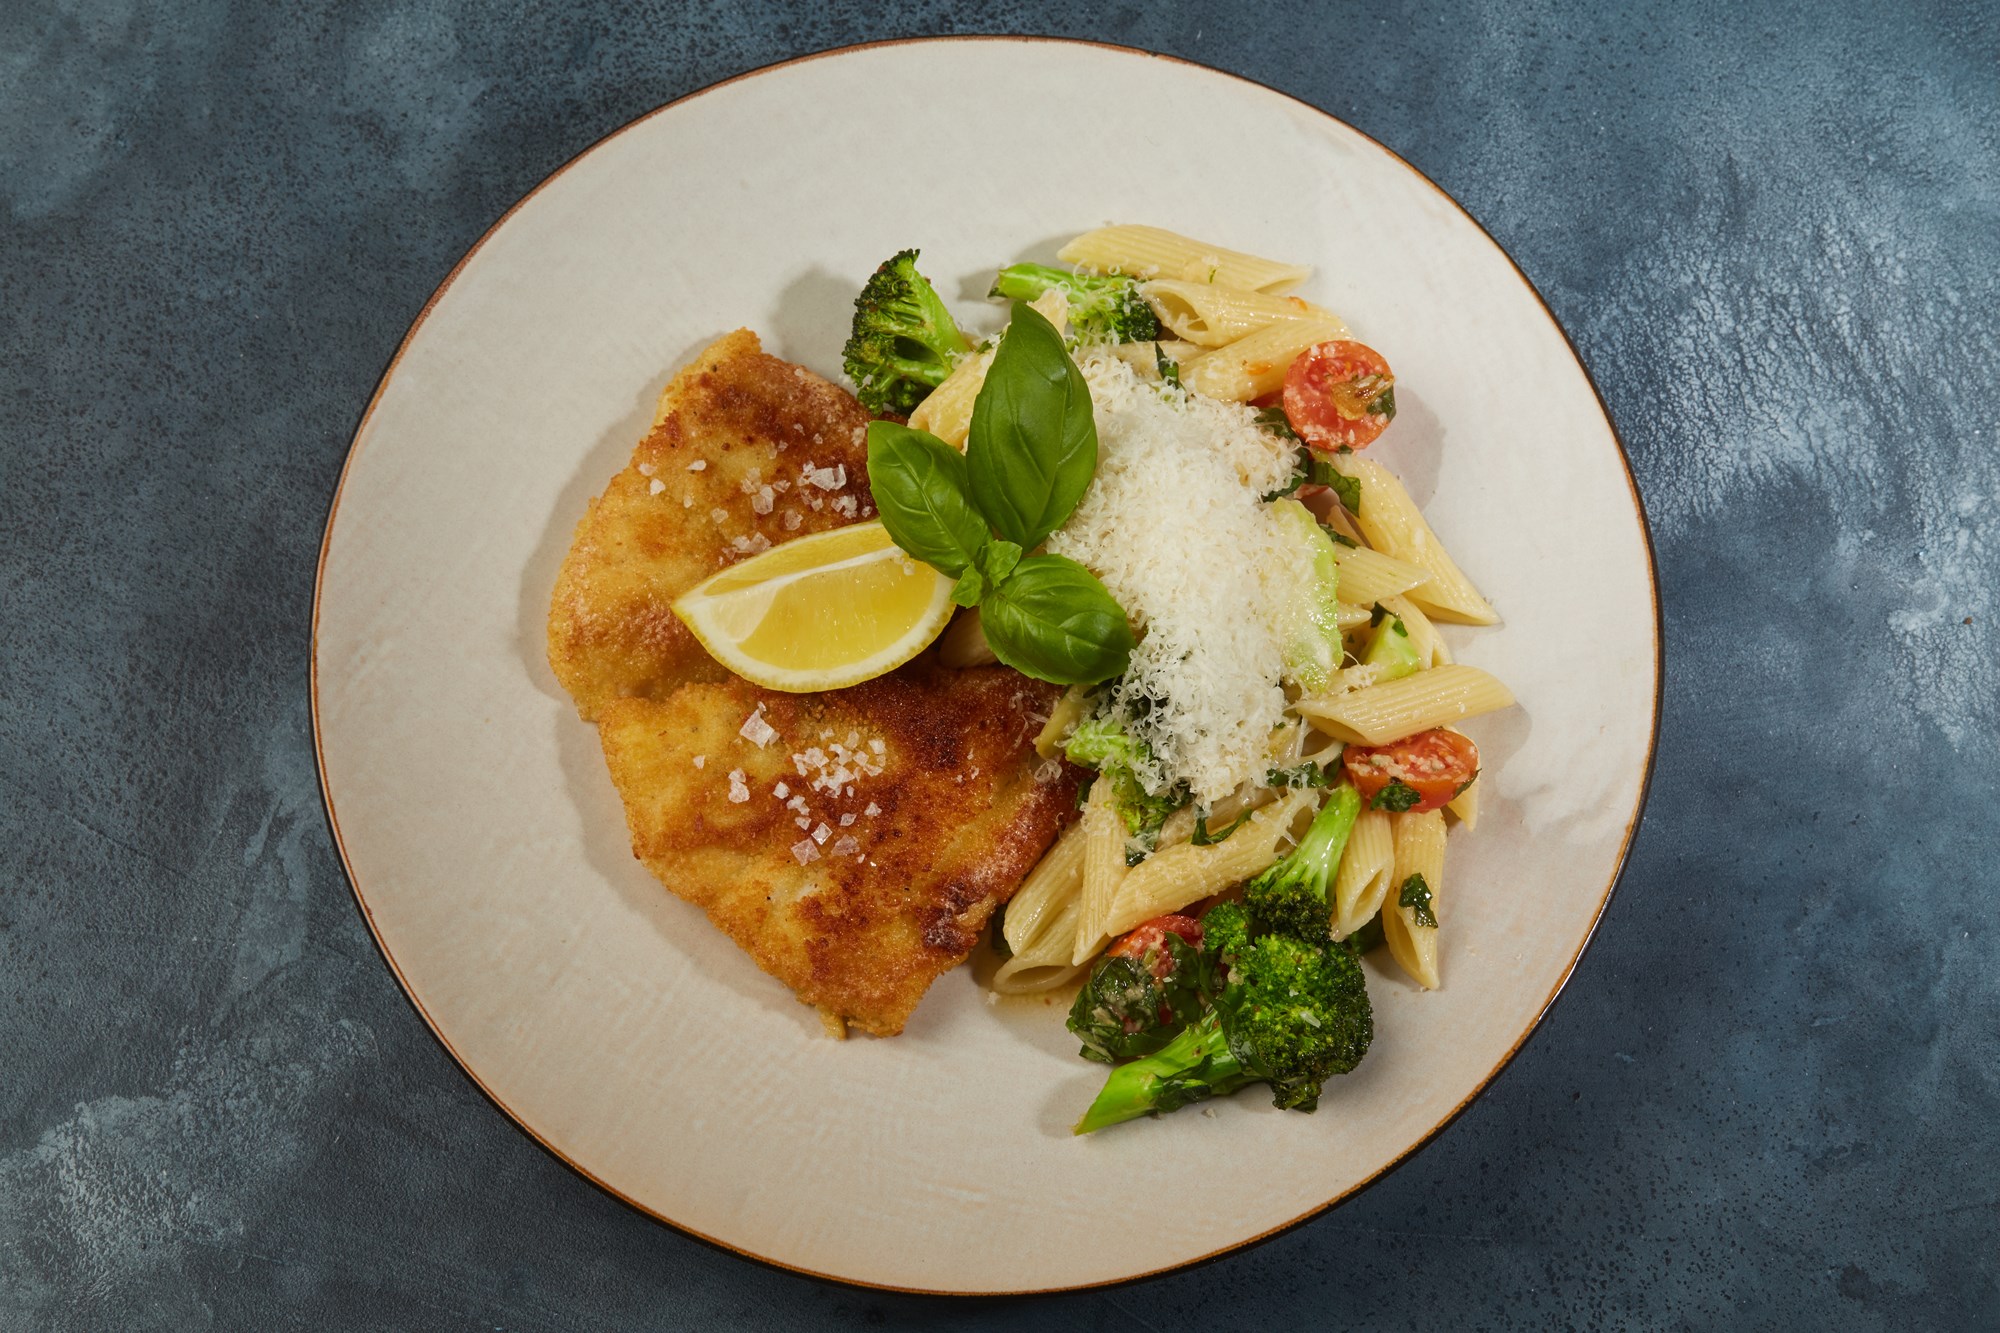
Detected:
[842,249,970,416]
[1063,714,1187,844]
[1067,933,1214,1064]
[988,263,1162,343]
[1073,921,1373,1131]
[1243,784,1361,941]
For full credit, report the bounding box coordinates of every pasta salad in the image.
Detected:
[843,227,1516,1132]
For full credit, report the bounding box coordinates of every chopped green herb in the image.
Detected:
[989,904,1013,958]
[1398,873,1437,928]
[1453,772,1479,798]
[1255,406,1301,442]
[1369,602,1390,627]
[1191,808,1255,845]
[1371,385,1397,420]
[1266,762,1331,789]
[1320,523,1358,549]
[1370,779,1422,812]
[1325,469,1362,514]
[1154,342,1182,389]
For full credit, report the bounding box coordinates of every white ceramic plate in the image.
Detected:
[314,38,1659,1293]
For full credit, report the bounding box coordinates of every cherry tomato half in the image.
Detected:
[1342,729,1479,814]
[1282,340,1397,451]
[1108,913,1204,982]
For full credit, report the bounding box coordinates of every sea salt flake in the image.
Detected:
[692,754,706,769]
[832,835,859,856]
[865,802,881,817]
[726,769,750,803]
[791,839,820,865]
[839,813,856,827]
[687,460,707,471]
[648,478,666,495]
[739,705,778,747]
[773,781,789,799]
[812,822,832,845]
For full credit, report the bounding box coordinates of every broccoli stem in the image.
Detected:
[1072,1014,1253,1134]
[1360,612,1421,682]
[988,262,1086,305]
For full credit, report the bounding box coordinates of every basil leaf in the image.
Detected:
[1316,461,1362,514]
[1154,342,1182,389]
[1398,872,1437,928]
[978,538,1022,584]
[866,421,990,577]
[950,567,986,608]
[967,303,1098,549]
[980,554,1133,685]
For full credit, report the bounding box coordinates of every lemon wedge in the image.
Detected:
[671,520,955,691]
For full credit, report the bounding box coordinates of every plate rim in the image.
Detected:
[309,33,1665,1296]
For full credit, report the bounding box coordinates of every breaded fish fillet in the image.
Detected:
[598,666,1081,1036]
[548,329,876,719]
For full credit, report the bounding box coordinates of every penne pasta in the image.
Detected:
[1105,338,1206,379]
[907,346,991,447]
[1058,225,1311,293]
[1097,791,1316,941]
[1033,686,1092,760]
[1332,808,1395,940]
[1384,810,1447,988]
[1446,771,1480,828]
[1331,456,1498,624]
[1377,593,1451,667]
[1003,819,1087,957]
[1332,544,1430,607]
[1179,317,1345,402]
[1071,777,1130,964]
[908,289,1069,446]
[1298,664,1516,745]
[1334,601,1375,632]
[1139,279,1345,347]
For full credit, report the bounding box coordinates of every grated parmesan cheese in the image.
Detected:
[1046,354,1300,802]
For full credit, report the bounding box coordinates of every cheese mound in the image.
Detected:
[1048,355,1300,802]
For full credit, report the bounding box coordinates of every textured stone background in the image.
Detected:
[3,1,1995,1328]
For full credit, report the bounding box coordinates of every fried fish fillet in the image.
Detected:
[598,666,1080,1035]
[548,329,876,719]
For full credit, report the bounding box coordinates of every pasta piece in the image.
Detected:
[1139,280,1345,347]
[993,822,1090,993]
[1332,809,1394,940]
[1033,686,1092,760]
[1105,339,1206,379]
[1377,593,1451,667]
[1058,225,1311,293]
[1332,544,1429,606]
[1003,820,1087,954]
[907,289,1068,446]
[907,346,991,447]
[1298,664,1516,745]
[1334,601,1375,632]
[1446,771,1480,829]
[1180,318,1344,402]
[1071,776,1129,964]
[1097,791,1316,941]
[1332,456,1498,624]
[1384,810,1447,988]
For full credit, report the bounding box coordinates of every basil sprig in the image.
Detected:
[866,301,1134,685]
[967,302,1101,550]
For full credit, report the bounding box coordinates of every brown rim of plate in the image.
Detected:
[310,34,1666,1298]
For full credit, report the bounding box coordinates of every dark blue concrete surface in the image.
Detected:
[3,2,1995,1328]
